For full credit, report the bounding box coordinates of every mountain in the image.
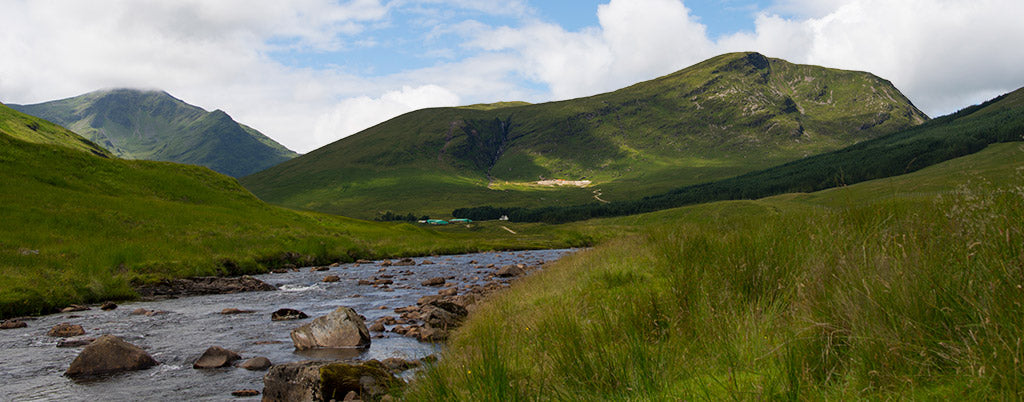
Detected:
[483,86,1024,223]
[10,89,298,177]
[241,52,927,219]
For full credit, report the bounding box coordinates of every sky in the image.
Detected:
[1,0,1023,153]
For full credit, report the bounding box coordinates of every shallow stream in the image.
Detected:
[0,249,574,401]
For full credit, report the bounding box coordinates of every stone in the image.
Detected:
[438,287,458,297]
[61,305,90,313]
[130,308,150,315]
[322,275,341,283]
[99,301,118,311]
[495,265,525,278]
[368,322,385,332]
[311,266,330,272]
[393,258,415,266]
[271,308,308,321]
[1,319,27,329]
[134,276,276,298]
[343,391,359,401]
[421,277,445,287]
[261,360,400,402]
[232,389,260,397]
[237,356,272,371]
[290,307,370,350]
[65,334,157,378]
[193,346,241,369]
[355,259,373,264]
[373,278,393,285]
[380,357,420,373]
[48,323,85,337]
[57,337,95,348]
[357,280,372,286]
[221,308,254,314]
[420,260,434,265]
[416,326,447,342]
[330,262,342,268]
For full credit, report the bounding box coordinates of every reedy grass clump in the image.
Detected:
[406,161,1024,399]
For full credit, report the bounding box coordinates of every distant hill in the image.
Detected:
[478,86,1024,223]
[241,52,927,219]
[11,89,298,177]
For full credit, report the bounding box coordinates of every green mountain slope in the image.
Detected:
[242,52,927,218]
[0,104,569,319]
[11,89,298,177]
[489,86,1024,222]
[0,102,112,157]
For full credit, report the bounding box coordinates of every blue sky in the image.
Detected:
[2,0,1023,152]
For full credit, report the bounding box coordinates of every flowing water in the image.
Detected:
[0,249,575,401]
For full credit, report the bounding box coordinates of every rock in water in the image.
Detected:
[48,323,85,337]
[238,356,272,371]
[1,319,27,329]
[65,335,158,378]
[262,360,400,402]
[99,301,117,311]
[271,308,309,321]
[57,337,95,348]
[495,265,525,278]
[193,346,242,369]
[322,275,340,283]
[290,307,370,350]
[232,389,260,397]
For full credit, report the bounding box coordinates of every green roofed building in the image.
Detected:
[449,218,473,223]
[425,219,449,225]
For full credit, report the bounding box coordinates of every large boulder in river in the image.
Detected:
[193,346,241,369]
[65,334,158,378]
[290,307,370,350]
[262,360,400,402]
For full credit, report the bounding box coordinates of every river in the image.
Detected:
[0,249,575,401]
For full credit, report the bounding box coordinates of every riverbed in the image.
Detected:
[0,249,575,401]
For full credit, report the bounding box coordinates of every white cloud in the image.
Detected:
[1,0,1022,155]
[313,85,461,146]
[469,0,714,100]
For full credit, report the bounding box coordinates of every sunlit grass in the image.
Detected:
[405,144,1024,399]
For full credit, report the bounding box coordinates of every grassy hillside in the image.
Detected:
[481,86,1024,223]
[11,89,298,177]
[242,52,926,219]
[0,106,577,319]
[0,103,111,157]
[407,141,1024,399]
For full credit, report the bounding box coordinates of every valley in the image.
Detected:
[0,51,1021,400]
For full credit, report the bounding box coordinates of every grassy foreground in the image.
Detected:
[0,125,578,319]
[406,143,1024,399]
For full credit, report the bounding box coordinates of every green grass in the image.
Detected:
[404,142,1024,400]
[242,52,926,219]
[0,119,579,319]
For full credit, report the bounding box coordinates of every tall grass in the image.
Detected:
[406,159,1024,399]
